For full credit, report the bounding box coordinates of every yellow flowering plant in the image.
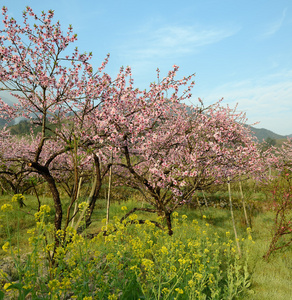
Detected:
[0,204,253,299]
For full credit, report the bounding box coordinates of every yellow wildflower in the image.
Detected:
[129,213,137,221]
[2,241,10,252]
[130,265,138,271]
[175,288,184,294]
[40,205,51,213]
[66,226,77,237]
[194,272,203,280]
[188,279,194,287]
[78,202,89,210]
[142,258,154,270]
[11,194,25,207]
[161,246,168,255]
[48,279,60,292]
[56,229,65,239]
[178,258,187,265]
[3,282,12,290]
[1,204,13,212]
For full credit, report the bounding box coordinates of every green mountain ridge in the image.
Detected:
[0,118,291,142]
[249,126,290,142]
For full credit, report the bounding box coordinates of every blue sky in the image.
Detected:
[2,0,292,135]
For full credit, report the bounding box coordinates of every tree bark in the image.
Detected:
[165,211,173,236]
[85,153,102,227]
[30,162,62,233]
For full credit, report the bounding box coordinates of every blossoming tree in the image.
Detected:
[90,67,266,235]
[0,6,114,252]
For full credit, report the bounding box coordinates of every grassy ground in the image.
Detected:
[243,212,292,300]
[178,207,292,300]
[0,193,291,299]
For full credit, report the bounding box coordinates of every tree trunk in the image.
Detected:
[106,152,113,229]
[85,154,102,228]
[165,211,173,236]
[43,172,62,233]
[30,162,62,233]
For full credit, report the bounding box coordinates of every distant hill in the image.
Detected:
[0,118,6,127]
[1,116,291,143]
[248,126,290,142]
[0,118,14,128]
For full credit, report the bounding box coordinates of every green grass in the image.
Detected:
[0,194,54,258]
[172,204,292,300]
[242,211,292,300]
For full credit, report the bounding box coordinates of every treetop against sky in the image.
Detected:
[1,0,292,135]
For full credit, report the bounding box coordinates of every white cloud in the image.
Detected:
[262,8,287,38]
[119,25,239,60]
[112,24,240,88]
[200,70,292,135]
